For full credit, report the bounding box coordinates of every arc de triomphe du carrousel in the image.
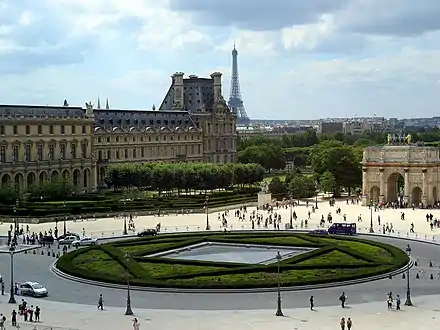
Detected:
[362,134,440,207]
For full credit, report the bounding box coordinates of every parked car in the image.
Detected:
[308,229,329,235]
[19,282,48,297]
[58,235,78,245]
[71,237,98,247]
[137,229,158,237]
[57,233,80,241]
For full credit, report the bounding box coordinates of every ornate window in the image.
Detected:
[133,148,137,158]
[60,143,66,160]
[71,125,76,134]
[38,125,42,134]
[71,143,77,159]
[124,149,128,158]
[26,125,30,135]
[0,145,5,162]
[37,144,43,161]
[25,144,31,162]
[81,142,87,158]
[61,125,65,134]
[49,144,55,161]
[12,145,18,162]
[82,125,86,134]
[49,125,54,134]
[0,125,4,135]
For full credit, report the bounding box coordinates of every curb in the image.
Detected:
[50,233,414,294]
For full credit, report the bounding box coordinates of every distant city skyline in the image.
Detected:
[0,1,439,120]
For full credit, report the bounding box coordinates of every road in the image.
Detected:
[0,235,439,310]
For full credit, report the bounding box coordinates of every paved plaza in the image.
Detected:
[0,198,439,329]
[0,293,439,330]
[1,198,439,241]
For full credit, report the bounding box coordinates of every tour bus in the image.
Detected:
[328,222,357,235]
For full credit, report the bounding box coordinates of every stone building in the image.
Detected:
[0,71,237,192]
[362,141,440,206]
[0,104,96,192]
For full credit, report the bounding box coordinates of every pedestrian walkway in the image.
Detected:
[0,293,439,329]
[2,199,439,242]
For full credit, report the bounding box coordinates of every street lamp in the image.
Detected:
[369,199,374,233]
[124,252,133,315]
[63,200,67,236]
[275,251,283,316]
[315,188,319,209]
[123,202,128,235]
[13,199,19,240]
[289,197,293,229]
[205,196,210,230]
[8,243,16,304]
[404,244,413,306]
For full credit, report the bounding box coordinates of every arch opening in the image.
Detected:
[27,172,36,188]
[387,172,404,204]
[412,186,423,205]
[369,186,380,204]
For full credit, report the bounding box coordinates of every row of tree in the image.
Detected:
[105,162,265,193]
[0,178,74,204]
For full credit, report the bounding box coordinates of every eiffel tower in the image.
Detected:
[228,43,250,126]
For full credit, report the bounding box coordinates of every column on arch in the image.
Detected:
[379,168,385,203]
[422,168,428,206]
[404,168,410,205]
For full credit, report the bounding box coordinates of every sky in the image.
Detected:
[1,0,440,120]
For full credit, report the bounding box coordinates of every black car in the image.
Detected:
[137,229,158,237]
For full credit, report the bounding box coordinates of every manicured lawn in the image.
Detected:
[58,232,408,289]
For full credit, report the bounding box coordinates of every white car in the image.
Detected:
[71,237,98,247]
[20,282,48,297]
[58,236,78,245]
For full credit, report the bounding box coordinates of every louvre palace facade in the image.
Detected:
[0,72,237,192]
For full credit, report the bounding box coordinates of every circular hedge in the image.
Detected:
[56,232,409,289]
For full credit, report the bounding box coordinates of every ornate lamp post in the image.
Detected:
[275,251,283,316]
[63,200,67,236]
[405,244,413,306]
[13,199,19,240]
[315,187,319,209]
[8,243,16,304]
[123,202,128,235]
[289,196,293,229]
[124,252,133,315]
[369,199,374,233]
[205,196,210,230]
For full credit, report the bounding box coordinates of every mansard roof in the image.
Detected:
[93,109,198,130]
[159,75,216,113]
[0,104,85,118]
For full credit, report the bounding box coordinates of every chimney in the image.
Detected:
[172,72,184,109]
[210,72,222,101]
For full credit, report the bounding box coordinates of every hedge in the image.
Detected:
[0,190,258,217]
[56,232,409,289]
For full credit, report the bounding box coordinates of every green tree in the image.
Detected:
[238,144,286,172]
[319,171,336,193]
[0,184,20,204]
[268,177,287,196]
[289,175,316,201]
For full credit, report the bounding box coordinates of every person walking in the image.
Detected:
[97,293,104,310]
[339,292,347,308]
[396,294,401,310]
[340,317,346,330]
[309,296,314,310]
[133,317,140,330]
[347,317,352,330]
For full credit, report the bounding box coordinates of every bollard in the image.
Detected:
[416,273,420,279]
[47,251,50,256]
[175,227,178,232]
[407,233,409,238]
[430,261,433,267]
[389,274,392,279]
[56,252,60,258]
[415,233,418,239]
[402,273,405,279]
[430,273,434,280]
[197,226,200,231]
[33,250,36,255]
[52,251,55,257]
[415,261,418,267]
[41,250,44,255]
[24,250,27,254]
[186,226,189,231]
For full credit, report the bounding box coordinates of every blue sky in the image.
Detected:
[1,0,440,120]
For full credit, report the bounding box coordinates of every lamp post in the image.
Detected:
[275,251,283,316]
[369,199,374,233]
[124,252,133,315]
[8,243,16,304]
[315,188,319,209]
[205,196,210,230]
[123,202,128,235]
[63,200,67,236]
[404,244,413,306]
[289,197,293,229]
[13,199,19,241]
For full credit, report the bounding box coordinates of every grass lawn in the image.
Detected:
[58,232,408,289]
